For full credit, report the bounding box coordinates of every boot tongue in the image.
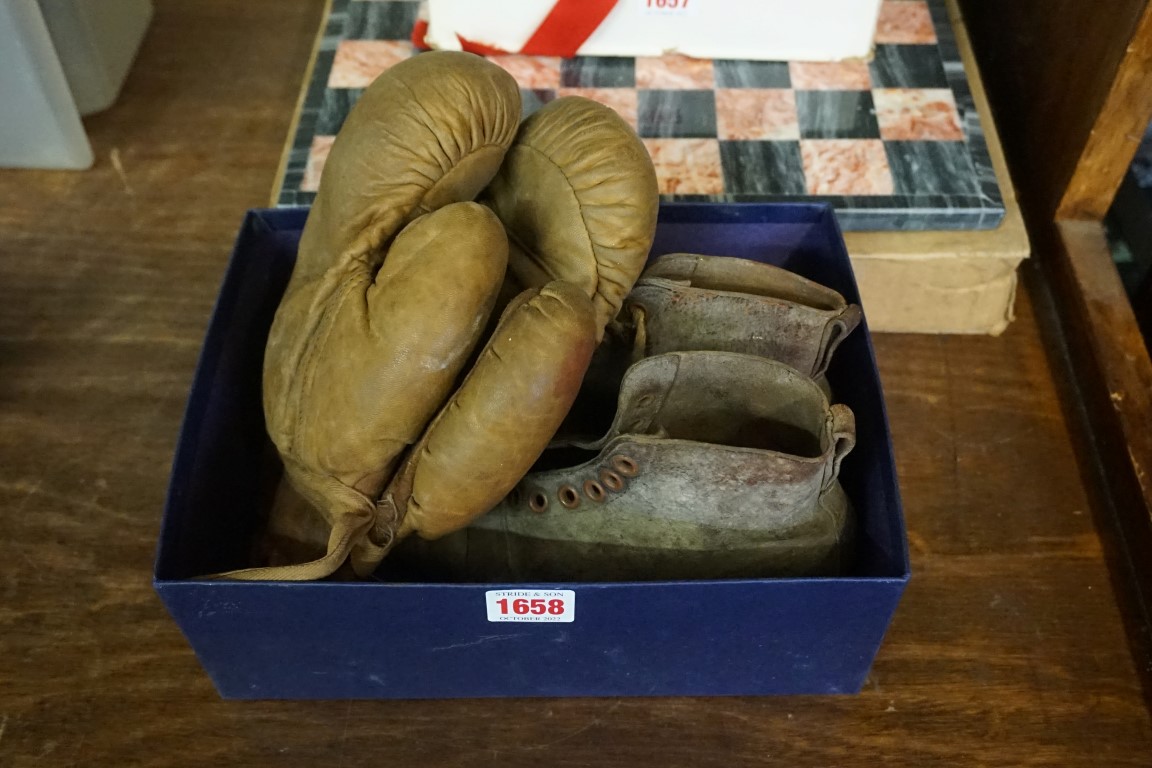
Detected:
[611,353,681,438]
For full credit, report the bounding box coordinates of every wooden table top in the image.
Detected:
[1,1,1150,765]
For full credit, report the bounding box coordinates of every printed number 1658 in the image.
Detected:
[495,598,566,616]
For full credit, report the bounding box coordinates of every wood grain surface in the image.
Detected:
[960,0,1152,681]
[1,1,1151,765]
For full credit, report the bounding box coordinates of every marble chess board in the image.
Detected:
[276,0,1005,231]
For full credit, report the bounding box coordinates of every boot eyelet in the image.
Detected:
[558,485,581,509]
[600,469,624,492]
[583,480,606,502]
[611,454,639,477]
[529,492,549,514]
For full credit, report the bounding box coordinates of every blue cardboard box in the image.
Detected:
[154,205,909,700]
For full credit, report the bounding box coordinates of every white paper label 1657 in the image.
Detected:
[485,590,575,623]
[641,0,697,16]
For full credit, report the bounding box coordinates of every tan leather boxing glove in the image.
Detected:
[481,96,660,338]
[219,52,599,580]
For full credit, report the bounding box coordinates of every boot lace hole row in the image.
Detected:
[529,492,549,513]
[610,454,639,477]
[583,480,606,502]
[600,469,624,491]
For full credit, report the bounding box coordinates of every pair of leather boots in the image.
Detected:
[394,252,864,582]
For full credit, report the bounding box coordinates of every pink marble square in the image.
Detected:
[800,140,894,195]
[642,139,724,195]
[874,1,937,44]
[788,61,872,91]
[715,89,798,140]
[874,88,964,140]
[636,55,715,89]
[301,136,336,192]
[329,40,414,88]
[488,56,561,89]
[557,88,639,129]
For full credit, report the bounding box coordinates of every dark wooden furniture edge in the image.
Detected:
[1049,220,1152,676]
[1058,6,1152,220]
[960,0,1152,684]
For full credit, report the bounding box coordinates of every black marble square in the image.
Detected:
[521,89,556,120]
[561,57,635,87]
[884,140,980,195]
[345,1,420,40]
[797,91,879,139]
[638,90,717,138]
[719,141,806,195]
[714,60,791,88]
[293,112,318,151]
[303,50,336,106]
[316,88,363,135]
[282,170,304,193]
[869,45,949,88]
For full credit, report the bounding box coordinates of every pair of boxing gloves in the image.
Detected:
[219,52,659,579]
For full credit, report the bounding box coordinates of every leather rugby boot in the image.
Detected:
[390,350,857,582]
[618,252,862,378]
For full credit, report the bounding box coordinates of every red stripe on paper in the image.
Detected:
[410,18,430,49]
[519,0,619,57]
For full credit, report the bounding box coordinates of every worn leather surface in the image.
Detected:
[249,53,525,581]
[394,351,857,581]
[629,253,863,378]
[482,96,659,337]
[379,282,596,543]
[225,52,655,580]
[293,51,522,287]
[264,52,521,506]
[268,202,508,503]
